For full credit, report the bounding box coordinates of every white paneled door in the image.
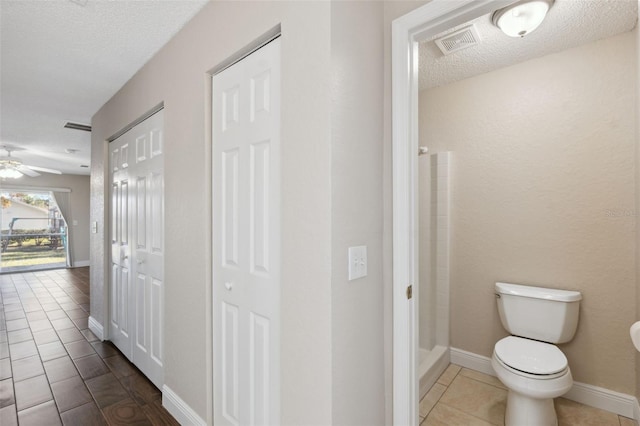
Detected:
[109,109,165,389]
[213,38,281,426]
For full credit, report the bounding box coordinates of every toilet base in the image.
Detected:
[505,390,557,426]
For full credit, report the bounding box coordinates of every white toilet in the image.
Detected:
[491,282,582,426]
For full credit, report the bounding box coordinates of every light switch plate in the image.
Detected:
[348,245,367,281]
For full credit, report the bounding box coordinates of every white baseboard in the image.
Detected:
[72,260,90,267]
[162,385,206,426]
[450,347,640,421]
[450,347,494,376]
[87,316,104,341]
[564,382,639,419]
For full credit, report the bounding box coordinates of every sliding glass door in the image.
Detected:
[0,190,69,272]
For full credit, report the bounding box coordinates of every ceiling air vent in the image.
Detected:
[434,24,481,56]
[64,122,92,132]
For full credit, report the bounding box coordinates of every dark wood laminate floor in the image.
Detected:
[0,267,179,426]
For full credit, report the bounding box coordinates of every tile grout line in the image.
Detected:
[10,270,94,424]
[423,365,504,426]
[2,268,172,425]
[4,280,19,421]
[422,363,637,426]
[429,366,460,418]
[14,273,63,423]
[420,365,461,424]
[31,271,106,423]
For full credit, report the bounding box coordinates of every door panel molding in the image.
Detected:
[108,109,165,389]
[213,38,281,426]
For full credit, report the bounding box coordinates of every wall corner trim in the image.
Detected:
[88,316,104,341]
[162,385,207,426]
[450,347,640,420]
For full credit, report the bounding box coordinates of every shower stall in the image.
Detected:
[418,151,451,399]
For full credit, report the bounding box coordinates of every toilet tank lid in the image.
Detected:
[495,282,582,302]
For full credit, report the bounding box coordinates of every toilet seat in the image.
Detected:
[495,336,568,378]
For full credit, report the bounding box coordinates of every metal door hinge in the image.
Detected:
[406,285,413,300]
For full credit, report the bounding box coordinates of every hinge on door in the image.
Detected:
[406,285,413,300]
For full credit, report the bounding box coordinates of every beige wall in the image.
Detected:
[420,32,637,394]
[89,0,640,422]
[90,0,395,423]
[330,2,386,425]
[636,0,640,403]
[4,174,90,266]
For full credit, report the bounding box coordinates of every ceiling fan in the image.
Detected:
[0,147,62,179]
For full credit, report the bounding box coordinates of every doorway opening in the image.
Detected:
[393,0,638,424]
[391,1,513,424]
[0,189,69,272]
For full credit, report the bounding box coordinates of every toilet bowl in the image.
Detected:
[491,336,573,425]
[493,282,582,426]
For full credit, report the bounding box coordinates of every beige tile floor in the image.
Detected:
[420,364,638,426]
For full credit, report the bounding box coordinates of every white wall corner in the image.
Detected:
[72,260,90,267]
[87,316,104,341]
[162,385,207,426]
[450,347,640,419]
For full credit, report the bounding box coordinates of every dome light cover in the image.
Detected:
[492,0,554,38]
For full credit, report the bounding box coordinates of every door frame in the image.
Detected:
[391,1,513,424]
[105,103,165,348]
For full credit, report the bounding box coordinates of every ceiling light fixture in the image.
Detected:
[0,166,23,179]
[492,0,554,38]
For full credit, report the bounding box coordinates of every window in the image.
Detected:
[0,190,68,272]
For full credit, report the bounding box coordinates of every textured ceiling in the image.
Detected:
[419,0,638,91]
[0,0,208,176]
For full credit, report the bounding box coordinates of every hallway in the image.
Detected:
[0,267,178,425]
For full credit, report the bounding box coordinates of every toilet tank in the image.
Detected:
[495,282,582,344]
